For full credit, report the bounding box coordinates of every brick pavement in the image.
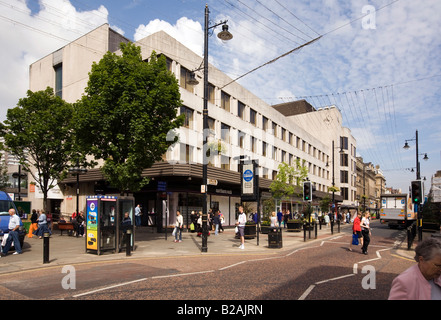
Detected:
[0,221,421,275]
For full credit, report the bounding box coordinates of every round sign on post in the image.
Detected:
[243,169,253,182]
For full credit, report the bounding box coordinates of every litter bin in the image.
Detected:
[268,227,282,248]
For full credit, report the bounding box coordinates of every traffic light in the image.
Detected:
[411,180,422,204]
[303,181,312,201]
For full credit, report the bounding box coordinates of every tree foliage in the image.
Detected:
[0,87,74,210]
[74,42,184,193]
[270,160,308,200]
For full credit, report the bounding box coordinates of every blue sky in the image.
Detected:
[1,0,440,193]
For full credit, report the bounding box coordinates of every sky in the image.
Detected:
[1,0,440,194]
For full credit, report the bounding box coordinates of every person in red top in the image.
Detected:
[348,212,363,252]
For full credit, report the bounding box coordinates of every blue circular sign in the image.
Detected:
[243,169,253,182]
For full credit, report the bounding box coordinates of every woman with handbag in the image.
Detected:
[348,212,363,252]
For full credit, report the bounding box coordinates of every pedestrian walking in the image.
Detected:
[77,211,85,237]
[27,209,39,238]
[174,210,183,243]
[34,210,51,239]
[277,210,283,227]
[120,211,132,250]
[361,212,371,254]
[219,211,224,233]
[135,204,142,227]
[236,206,246,249]
[283,210,289,228]
[214,210,221,235]
[270,211,277,227]
[389,238,441,300]
[324,213,330,227]
[348,212,362,252]
[0,209,22,256]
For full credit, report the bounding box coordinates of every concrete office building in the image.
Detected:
[27,24,355,227]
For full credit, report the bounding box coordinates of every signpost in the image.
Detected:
[240,159,260,245]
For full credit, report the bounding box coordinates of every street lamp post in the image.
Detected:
[12,165,27,201]
[327,140,344,219]
[68,163,87,237]
[403,130,429,241]
[193,5,232,253]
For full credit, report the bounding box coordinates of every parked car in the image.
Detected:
[0,191,25,250]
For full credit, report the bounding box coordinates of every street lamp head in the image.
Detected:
[403,141,410,149]
[187,72,199,86]
[423,153,429,161]
[217,24,233,41]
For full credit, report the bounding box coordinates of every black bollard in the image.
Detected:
[43,232,50,263]
[126,229,132,256]
[314,222,318,239]
[303,223,307,242]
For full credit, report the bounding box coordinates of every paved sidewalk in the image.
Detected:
[0,221,422,274]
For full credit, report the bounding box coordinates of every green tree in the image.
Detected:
[0,87,74,210]
[270,159,308,200]
[74,42,184,194]
[0,140,9,191]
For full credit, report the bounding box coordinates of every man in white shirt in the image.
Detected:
[236,206,247,249]
[135,204,142,227]
[1,209,22,256]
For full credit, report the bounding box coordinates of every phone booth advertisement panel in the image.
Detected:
[86,195,134,255]
[86,197,99,251]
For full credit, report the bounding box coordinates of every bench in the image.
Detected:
[58,223,74,236]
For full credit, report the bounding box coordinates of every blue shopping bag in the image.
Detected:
[352,233,359,245]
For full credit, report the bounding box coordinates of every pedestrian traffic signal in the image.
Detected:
[411,180,422,204]
[303,181,312,201]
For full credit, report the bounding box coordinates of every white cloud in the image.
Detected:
[134,17,203,56]
[0,0,109,120]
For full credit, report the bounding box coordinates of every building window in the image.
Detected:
[180,144,193,163]
[221,91,230,112]
[272,146,278,161]
[180,106,194,129]
[208,83,215,104]
[262,141,267,157]
[340,153,349,167]
[250,108,256,126]
[340,170,349,183]
[262,168,268,179]
[272,122,278,138]
[180,66,193,92]
[251,136,256,153]
[341,187,349,200]
[340,136,349,150]
[207,117,215,132]
[262,116,268,131]
[238,130,245,148]
[221,155,230,170]
[54,63,62,98]
[238,101,245,120]
[221,123,230,143]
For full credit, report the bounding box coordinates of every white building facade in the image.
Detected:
[27,24,356,226]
